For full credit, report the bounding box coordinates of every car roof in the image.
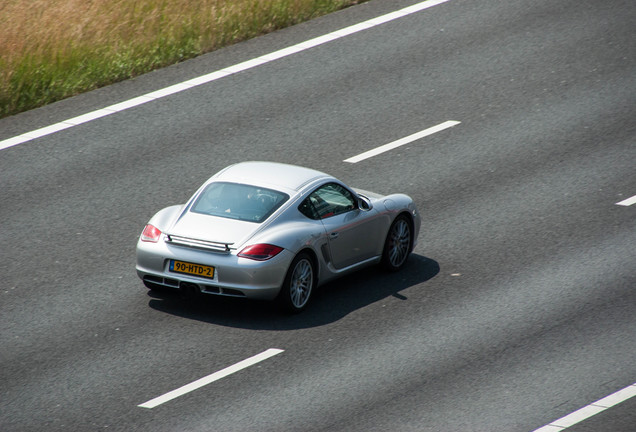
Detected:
[212,161,332,192]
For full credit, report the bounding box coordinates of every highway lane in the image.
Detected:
[1,0,635,430]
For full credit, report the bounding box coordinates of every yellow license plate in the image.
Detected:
[170,260,215,279]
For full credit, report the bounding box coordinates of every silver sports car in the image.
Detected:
[136,161,420,313]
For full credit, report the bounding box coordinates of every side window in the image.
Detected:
[299,183,356,220]
[298,196,319,220]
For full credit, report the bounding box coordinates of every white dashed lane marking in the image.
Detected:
[532,383,636,432]
[138,348,284,409]
[616,195,636,206]
[343,120,460,163]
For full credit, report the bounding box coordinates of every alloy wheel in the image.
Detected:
[289,258,313,309]
[388,218,411,268]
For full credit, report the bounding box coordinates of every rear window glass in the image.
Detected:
[191,182,289,223]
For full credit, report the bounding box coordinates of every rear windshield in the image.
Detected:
[191,182,289,223]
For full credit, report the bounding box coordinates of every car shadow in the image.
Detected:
[147,254,440,330]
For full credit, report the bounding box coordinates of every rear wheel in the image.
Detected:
[382,215,412,271]
[278,252,315,313]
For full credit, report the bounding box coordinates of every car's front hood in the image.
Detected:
[167,211,261,248]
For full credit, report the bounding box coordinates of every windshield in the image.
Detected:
[191,182,289,223]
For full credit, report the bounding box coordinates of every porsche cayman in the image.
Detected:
[136,161,420,312]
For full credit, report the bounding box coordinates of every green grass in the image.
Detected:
[0,0,365,118]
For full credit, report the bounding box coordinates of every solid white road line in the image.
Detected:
[343,120,460,163]
[0,0,453,152]
[616,195,636,206]
[138,348,284,409]
[532,383,636,432]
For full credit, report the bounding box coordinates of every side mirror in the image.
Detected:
[358,194,373,211]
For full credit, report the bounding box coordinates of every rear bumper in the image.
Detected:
[135,238,294,300]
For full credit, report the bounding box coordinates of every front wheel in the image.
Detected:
[382,215,412,272]
[278,252,315,313]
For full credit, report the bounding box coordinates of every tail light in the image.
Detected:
[238,244,283,261]
[141,224,162,242]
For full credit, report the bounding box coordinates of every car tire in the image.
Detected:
[382,215,412,272]
[278,252,315,314]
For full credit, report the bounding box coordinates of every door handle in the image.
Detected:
[330,232,339,239]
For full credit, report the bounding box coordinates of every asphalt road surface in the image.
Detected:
[1,0,635,430]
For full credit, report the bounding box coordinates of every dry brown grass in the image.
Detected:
[0,0,362,117]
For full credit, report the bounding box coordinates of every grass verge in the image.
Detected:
[0,0,365,118]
